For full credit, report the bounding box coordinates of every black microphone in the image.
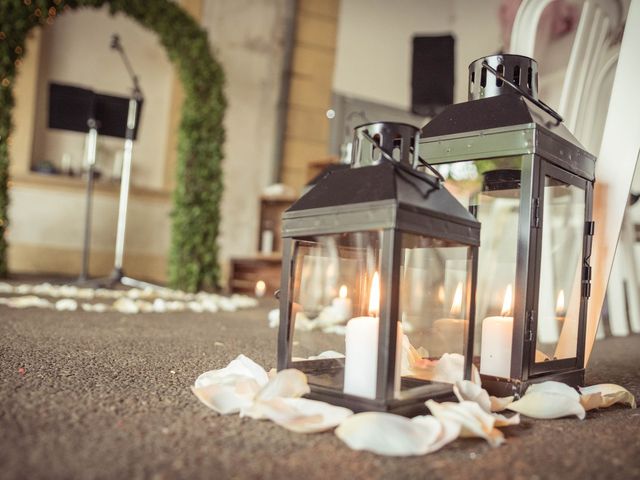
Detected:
[110,34,121,51]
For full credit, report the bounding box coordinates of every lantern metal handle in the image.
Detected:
[360,130,443,189]
[481,61,563,125]
[410,147,446,183]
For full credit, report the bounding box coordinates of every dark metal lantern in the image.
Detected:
[420,54,596,397]
[277,121,480,416]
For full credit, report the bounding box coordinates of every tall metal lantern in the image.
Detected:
[277,122,480,416]
[420,54,596,396]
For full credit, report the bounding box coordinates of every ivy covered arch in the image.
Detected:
[0,0,226,291]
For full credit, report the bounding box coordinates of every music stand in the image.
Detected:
[48,83,146,286]
[49,84,99,282]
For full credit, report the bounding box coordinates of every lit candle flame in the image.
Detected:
[339,284,348,299]
[450,281,463,317]
[255,280,266,298]
[368,272,380,317]
[556,290,565,317]
[501,284,513,317]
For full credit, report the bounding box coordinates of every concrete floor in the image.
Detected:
[1,298,639,480]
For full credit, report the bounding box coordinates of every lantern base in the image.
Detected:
[481,368,585,398]
[304,384,458,418]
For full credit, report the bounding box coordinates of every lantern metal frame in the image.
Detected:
[419,54,596,397]
[277,122,481,416]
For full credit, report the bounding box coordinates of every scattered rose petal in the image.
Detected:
[192,355,269,415]
[191,378,261,414]
[335,412,447,456]
[579,384,636,410]
[308,350,345,360]
[267,309,280,328]
[113,297,139,314]
[506,381,586,420]
[453,381,519,426]
[242,397,352,433]
[8,295,53,309]
[490,395,515,412]
[188,301,204,313]
[454,380,491,413]
[426,400,504,447]
[527,381,580,400]
[431,353,482,386]
[402,336,480,385]
[134,300,154,313]
[254,369,310,401]
[195,354,269,389]
[81,303,109,312]
[492,412,521,427]
[55,298,78,311]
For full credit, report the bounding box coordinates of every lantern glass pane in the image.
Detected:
[535,178,586,361]
[434,157,522,378]
[396,232,472,397]
[288,231,382,396]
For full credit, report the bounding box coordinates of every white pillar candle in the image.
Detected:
[480,284,514,378]
[331,285,352,322]
[343,272,380,399]
[343,316,379,398]
[480,316,513,377]
[260,230,274,255]
[254,280,266,298]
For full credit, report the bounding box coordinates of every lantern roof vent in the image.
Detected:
[468,54,538,101]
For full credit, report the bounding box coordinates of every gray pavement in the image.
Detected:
[0,298,639,480]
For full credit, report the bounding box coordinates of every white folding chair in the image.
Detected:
[509,0,639,363]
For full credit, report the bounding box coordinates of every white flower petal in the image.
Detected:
[8,295,52,309]
[579,384,637,409]
[506,391,585,419]
[242,397,352,433]
[191,378,261,415]
[526,381,580,401]
[195,354,269,389]
[579,392,604,411]
[426,400,504,447]
[308,350,345,360]
[453,380,492,413]
[255,369,310,401]
[490,395,514,412]
[412,415,461,453]
[335,412,446,456]
[492,412,520,427]
[55,298,78,311]
[113,297,139,314]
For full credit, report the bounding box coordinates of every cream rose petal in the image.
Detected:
[412,415,461,453]
[506,391,585,419]
[453,380,492,412]
[335,412,445,456]
[191,377,261,415]
[490,395,515,412]
[195,354,269,389]
[254,368,310,401]
[242,397,352,433]
[426,400,504,447]
[579,384,637,409]
[526,381,580,401]
[579,391,604,411]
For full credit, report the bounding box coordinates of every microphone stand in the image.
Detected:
[78,117,99,283]
[95,35,159,290]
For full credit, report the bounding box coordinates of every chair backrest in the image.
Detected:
[509,0,638,365]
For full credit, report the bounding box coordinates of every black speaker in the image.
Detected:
[411,35,454,117]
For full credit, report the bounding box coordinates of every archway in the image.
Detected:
[0,0,225,291]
